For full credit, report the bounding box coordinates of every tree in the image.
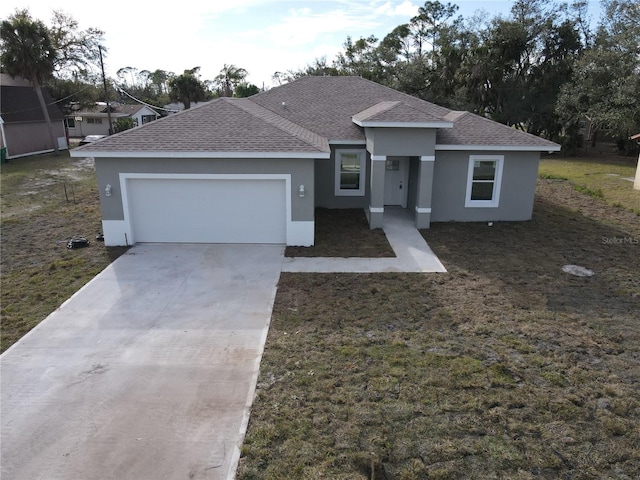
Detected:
[556,0,640,151]
[48,10,102,79]
[379,24,412,63]
[47,76,103,116]
[1,9,104,154]
[148,69,170,96]
[1,10,59,154]
[335,35,382,80]
[168,67,207,109]
[234,83,259,97]
[526,19,582,138]
[113,117,134,133]
[410,1,459,57]
[116,66,137,87]
[214,64,248,97]
[289,56,342,79]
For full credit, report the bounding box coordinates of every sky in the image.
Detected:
[1,0,603,90]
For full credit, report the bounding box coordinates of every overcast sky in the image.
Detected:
[1,0,603,89]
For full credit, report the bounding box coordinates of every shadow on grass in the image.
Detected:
[423,196,639,319]
[285,208,394,258]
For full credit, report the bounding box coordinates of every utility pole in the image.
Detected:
[99,45,113,135]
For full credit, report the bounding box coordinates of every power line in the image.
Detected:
[115,86,179,113]
[0,83,94,116]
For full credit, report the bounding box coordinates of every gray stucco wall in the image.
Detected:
[95,156,315,221]
[315,145,370,209]
[431,151,540,222]
[366,128,436,157]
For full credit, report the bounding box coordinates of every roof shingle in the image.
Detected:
[1,85,64,123]
[353,101,449,125]
[77,97,329,154]
[437,111,560,149]
[252,76,452,141]
[74,76,560,155]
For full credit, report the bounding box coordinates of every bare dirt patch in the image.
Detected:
[1,152,127,352]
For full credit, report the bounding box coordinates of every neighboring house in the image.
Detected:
[577,116,617,146]
[0,73,68,159]
[631,132,640,190]
[66,103,159,137]
[70,76,560,247]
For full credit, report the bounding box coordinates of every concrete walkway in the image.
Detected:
[1,244,284,480]
[282,207,447,273]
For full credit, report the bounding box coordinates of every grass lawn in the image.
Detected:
[0,151,127,353]
[238,179,639,478]
[539,151,639,214]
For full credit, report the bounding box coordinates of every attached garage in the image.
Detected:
[121,174,289,244]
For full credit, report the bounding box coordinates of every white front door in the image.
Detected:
[384,157,409,207]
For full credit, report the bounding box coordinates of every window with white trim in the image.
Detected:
[335,149,366,196]
[465,155,504,207]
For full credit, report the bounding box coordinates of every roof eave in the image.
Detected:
[353,119,454,129]
[328,139,366,145]
[69,150,331,159]
[435,144,561,152]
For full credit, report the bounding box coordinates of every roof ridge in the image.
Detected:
[353,99,449,125]
[337,76,453,116]
[259,76,453,117]
[352,101,398,122]
[228,98,329,152]
[443,110,468,122]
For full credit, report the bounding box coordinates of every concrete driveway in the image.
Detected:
[1,244,284,480]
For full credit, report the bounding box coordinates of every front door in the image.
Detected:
[384,157,409,207]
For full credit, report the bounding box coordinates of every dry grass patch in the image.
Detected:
[238,182,639,479]
[1,152,127,352]
[539,151,640,215]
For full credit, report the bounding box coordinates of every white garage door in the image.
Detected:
[126,177,287,244]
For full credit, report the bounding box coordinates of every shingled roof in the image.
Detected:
[74,76,560,156]
[251,76,452,142]
[436,111,560,150]
[0,85,64,124]
[77,97,329,157]
[353,101,452,127]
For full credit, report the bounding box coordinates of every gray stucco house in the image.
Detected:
[70,76,560,247]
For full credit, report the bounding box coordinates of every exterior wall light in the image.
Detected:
[299,184,305,197]
[105,184,112,197]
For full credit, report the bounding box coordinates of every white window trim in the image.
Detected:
[465,155,504,208]
[334,148,367,196]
